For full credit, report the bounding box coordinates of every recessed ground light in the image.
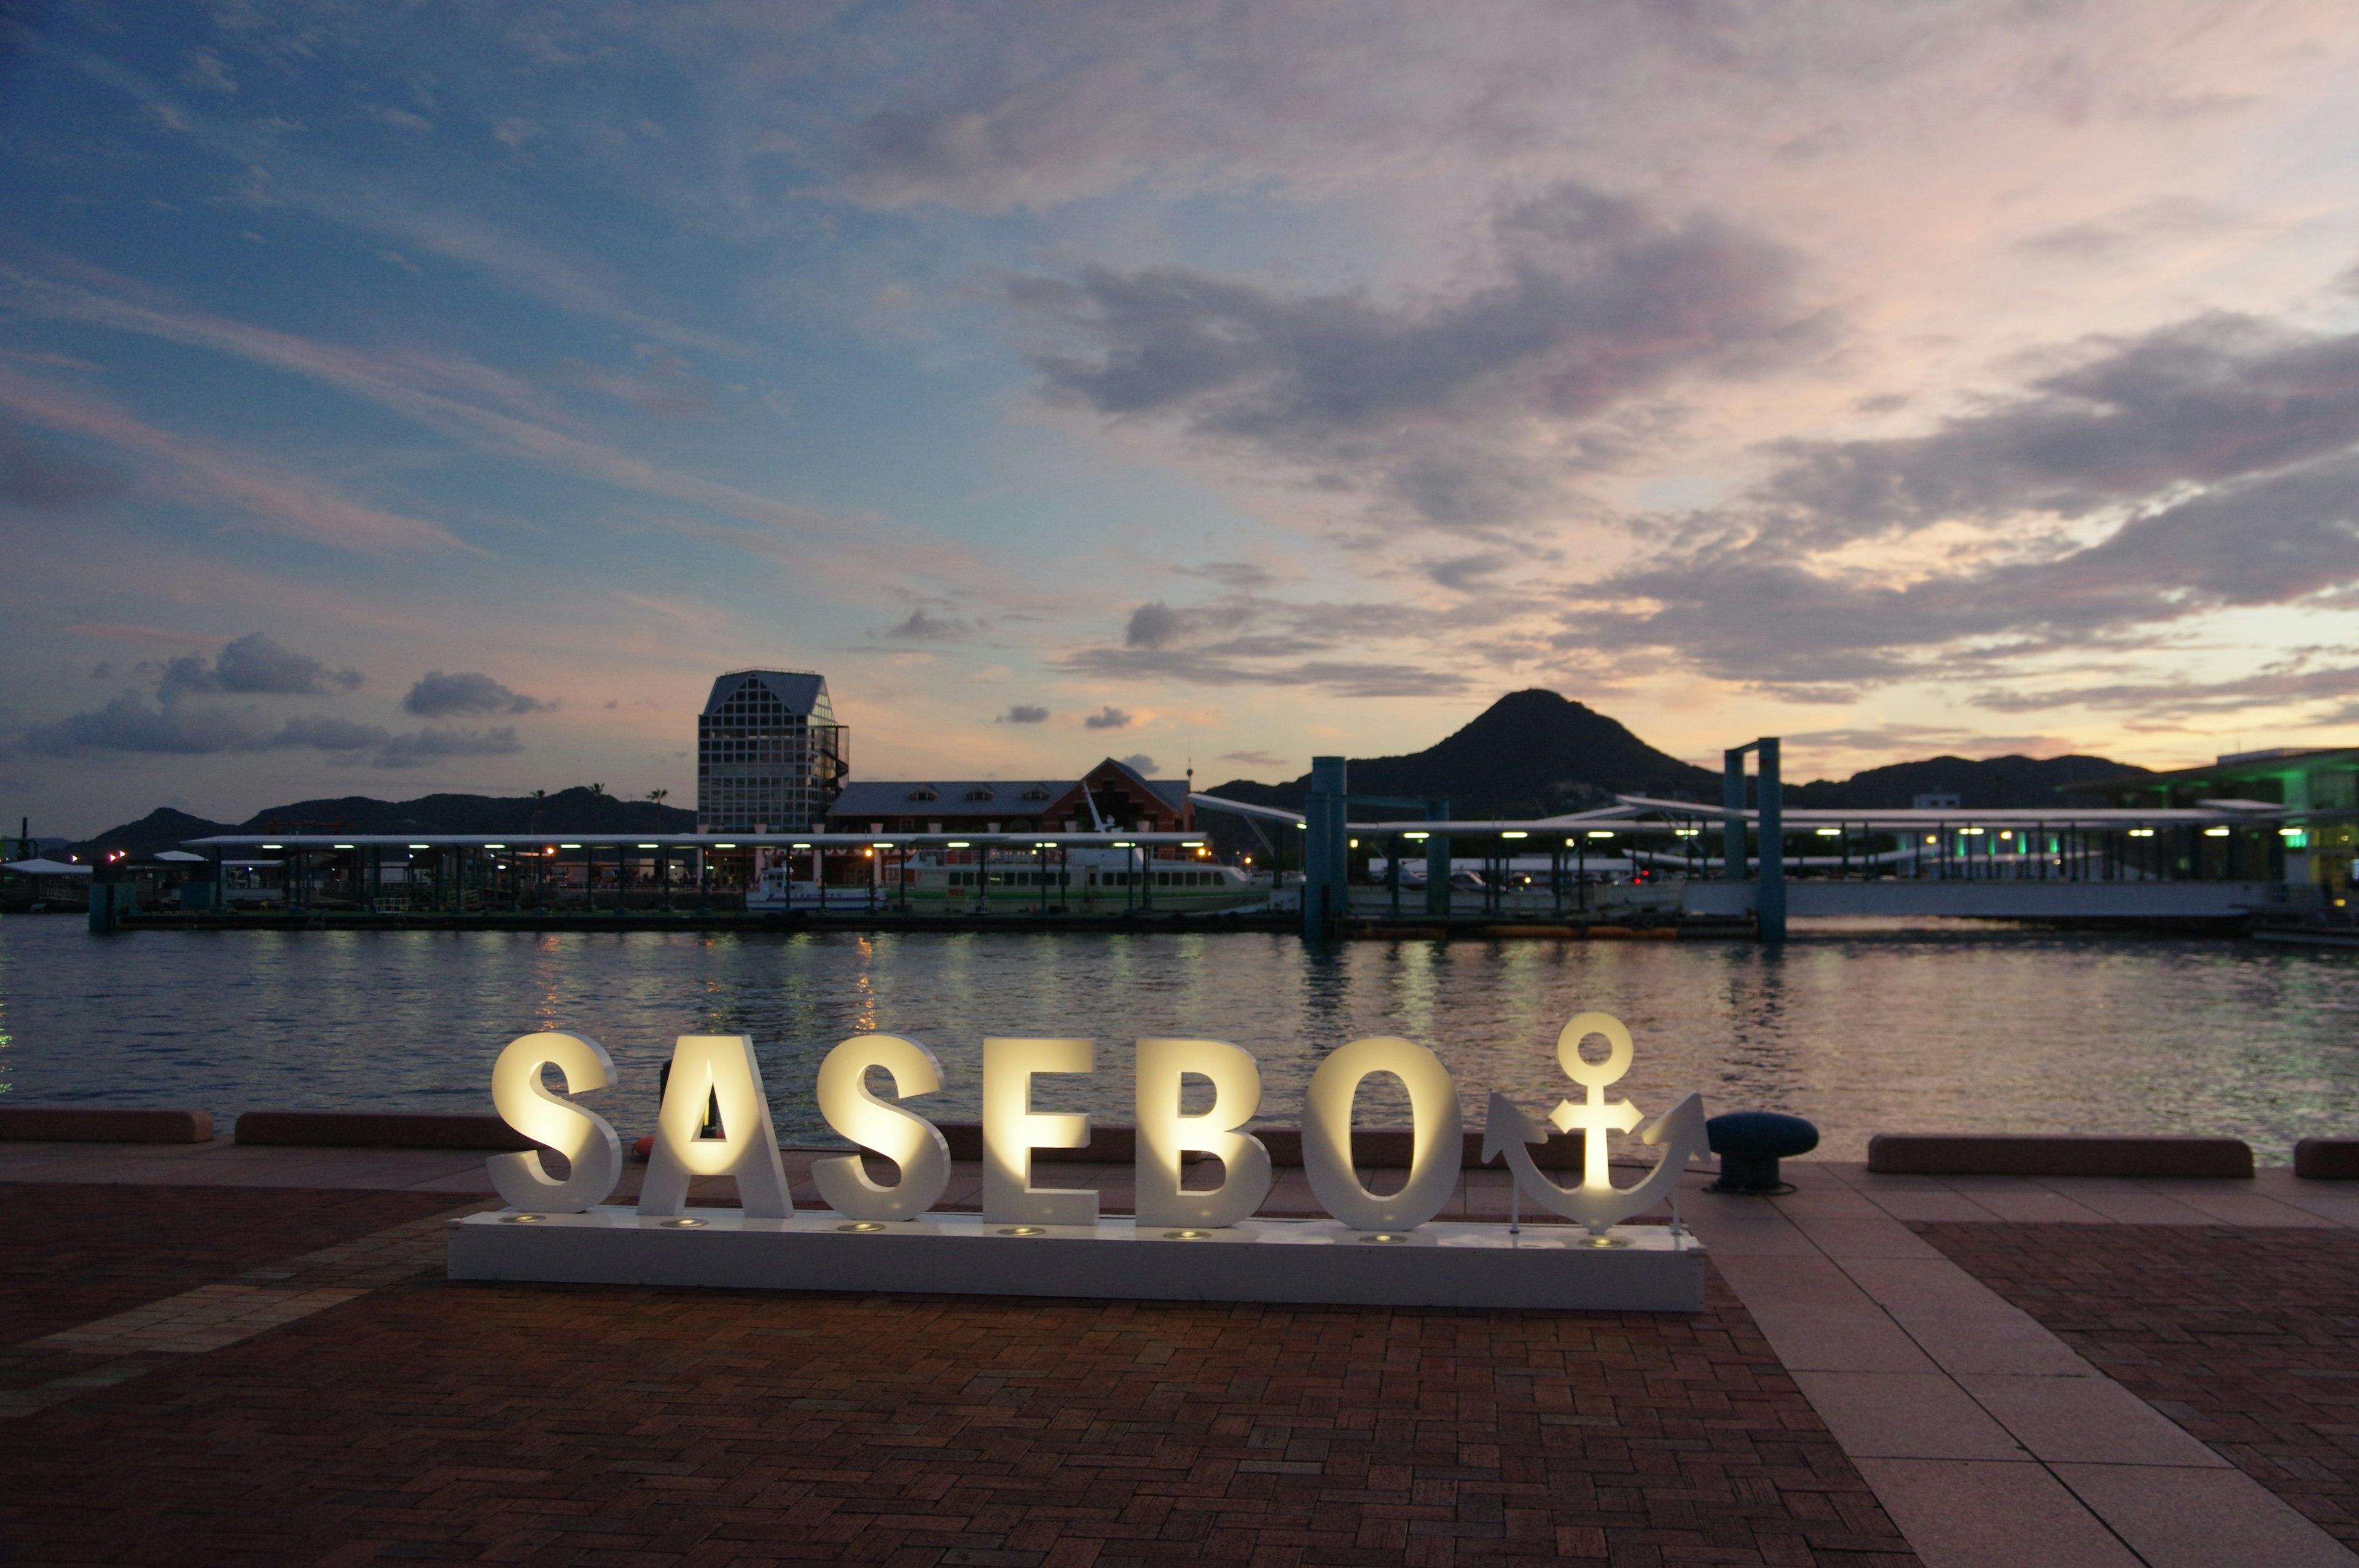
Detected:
[996,1226,1046,1237]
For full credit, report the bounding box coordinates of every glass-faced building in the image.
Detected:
[695,670,848,833]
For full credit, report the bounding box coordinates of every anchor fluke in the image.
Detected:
[1481,1090,1551,1168]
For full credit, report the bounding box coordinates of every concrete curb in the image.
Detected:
[233,1110,534,1151]
[1867,1133,2253,1179]
[0,1106,214,1144]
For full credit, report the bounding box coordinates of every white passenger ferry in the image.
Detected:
[745,845,1269,916]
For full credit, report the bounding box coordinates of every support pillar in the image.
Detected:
[1302,755,1348,939]
[1724,738,1785,944]
[1756,737,1785,943]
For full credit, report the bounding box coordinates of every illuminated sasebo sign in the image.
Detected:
[452,1014,1713,1312]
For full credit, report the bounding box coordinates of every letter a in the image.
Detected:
[640,1034,794,1218]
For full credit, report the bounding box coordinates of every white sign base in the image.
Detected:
[446,1208,1708,1312]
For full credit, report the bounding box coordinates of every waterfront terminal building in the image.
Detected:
[695,670,850,834]
[824,757,1193,837]
[2070,746,2359,904]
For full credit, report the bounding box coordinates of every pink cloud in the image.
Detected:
[0,369,469,555]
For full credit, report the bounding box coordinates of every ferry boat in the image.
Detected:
[745,845,1270,916]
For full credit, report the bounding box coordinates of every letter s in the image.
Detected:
[488,1030,623,1212]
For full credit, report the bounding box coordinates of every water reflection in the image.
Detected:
[0,918,2353,1161]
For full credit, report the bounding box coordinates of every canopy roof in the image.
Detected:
[182,832,1207,850]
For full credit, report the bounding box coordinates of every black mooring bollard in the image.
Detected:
[1707,1111,1820,1194]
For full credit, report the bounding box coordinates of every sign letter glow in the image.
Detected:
[1132,1037,1273,1229]
[487,1030,623,1212]
[981,1037,1097,1225]
[1301,1036,1460,1231]
[1481,1012,1712,1236]
[812,1033,952,1222]
[640,1034,795,1219]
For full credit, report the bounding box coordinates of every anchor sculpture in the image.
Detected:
[1480,1011,1710,1238]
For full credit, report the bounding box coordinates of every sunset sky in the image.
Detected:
[6,1,2359,834]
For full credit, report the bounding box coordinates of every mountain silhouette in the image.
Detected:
[1205,690,2150,820]
[69,787,694,860]
[1205,688,1719,818]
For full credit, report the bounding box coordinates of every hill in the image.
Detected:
[1203,691,2151,825]
[71,787,696,859]
[1785,754,2151,811]
[1205,689,1721,819]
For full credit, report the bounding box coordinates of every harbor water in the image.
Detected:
[3,916,2353,1163]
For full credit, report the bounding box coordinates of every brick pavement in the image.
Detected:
[0,1182,472,1342]
[0,1183,1919,1568]
[1917,1220,2359,1551]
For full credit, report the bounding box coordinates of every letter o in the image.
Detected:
[1301,1036,1460,1231]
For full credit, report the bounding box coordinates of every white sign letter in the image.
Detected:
[640,1034,794,1218]
[981,1036,1097,1226]
[1301,1036,1460,1231]
[1133,1037,1272,1229]
[812,1033,952,1222]
[488,1030,623,1212]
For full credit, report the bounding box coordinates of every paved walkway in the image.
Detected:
[1681,1164,2359,1568]
[0,1141,2355,1566]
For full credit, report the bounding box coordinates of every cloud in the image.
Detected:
[0,366,469,554]
[1125,602,1184,649]
[402,669,549,717]
[1578,310,2359,685]
[0,418,128,510]
[0,268,1000,595]
[997,704,1050,724]
[155,633,365,698]
[2012,197,2247,261]
[882,607,975,641]
[1968,661,2359,724]
[1066,648,1471,697]
[16,697,529,768]
[1012,184,1819,528]
[15,693,380,757]
[374,725,524,767]
[1119,753,1157,774]
[1782,725,2067,757]
[1217,750,1287,768]
[1753,314,2359,548]
[1424,553,1511,590]
[1084,704,1134,730]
